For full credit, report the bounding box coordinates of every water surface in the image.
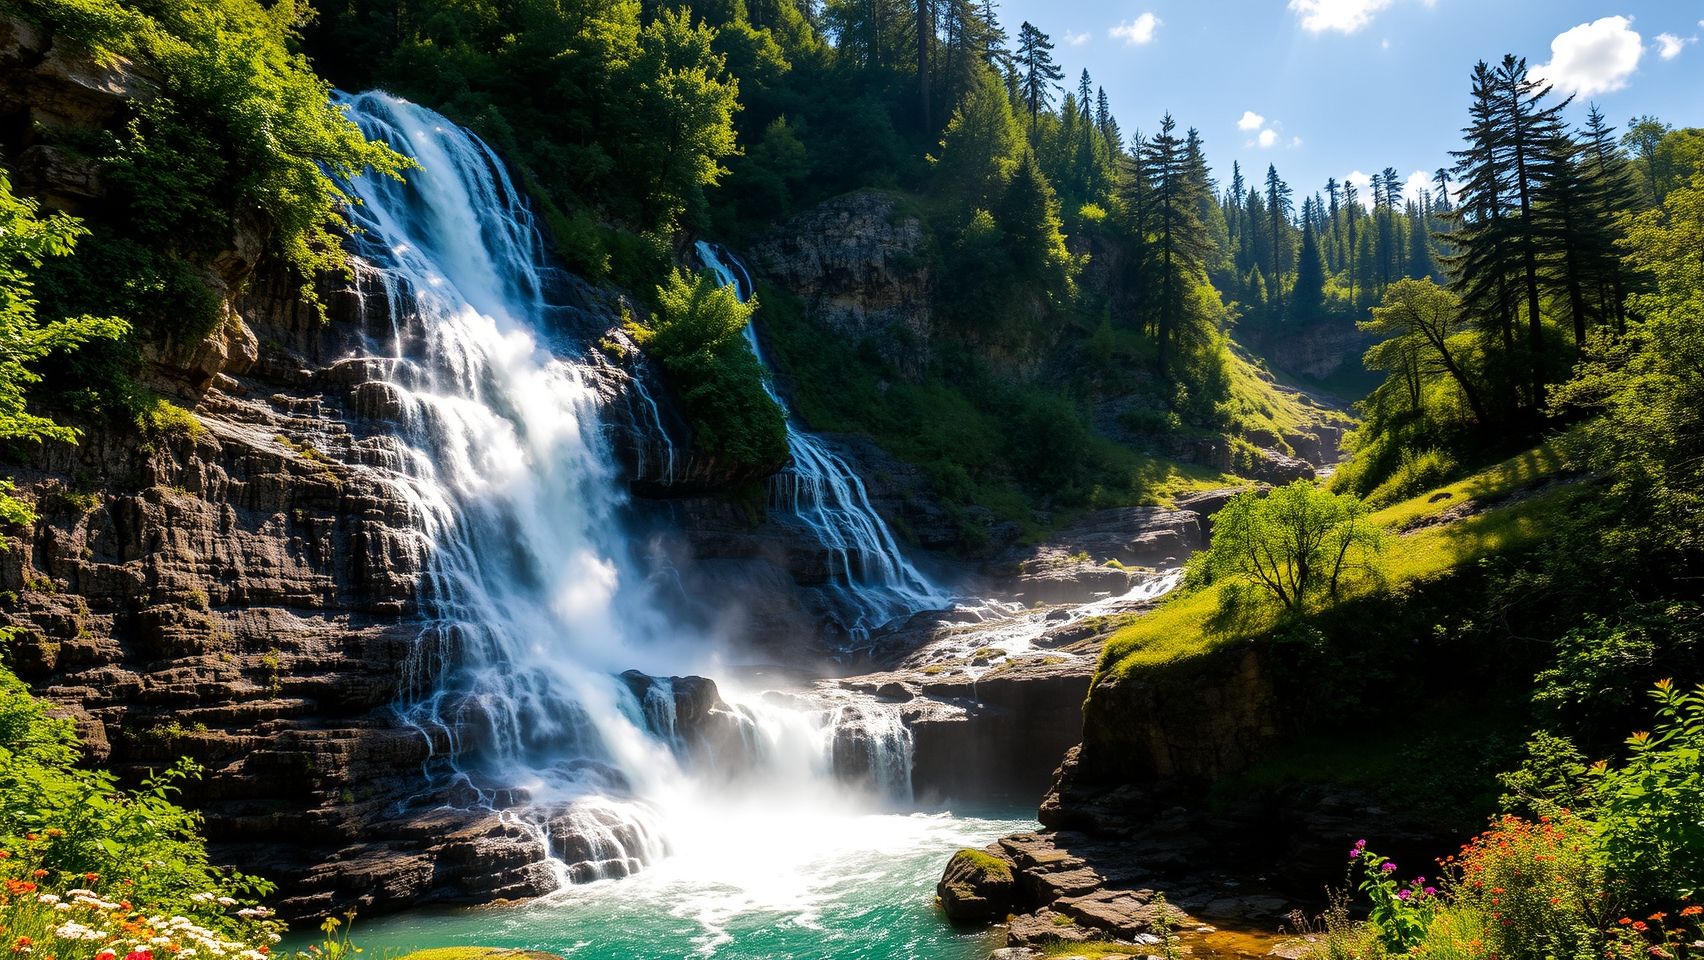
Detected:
[338,809,1032,960]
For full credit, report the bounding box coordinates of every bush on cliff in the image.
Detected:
[0,172,126,528]
[629,268,788,473]
[10,0,405,417]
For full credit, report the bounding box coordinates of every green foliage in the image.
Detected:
[308,0,739,280]
[631,270,786,471]
[0,172,127,532]
[1590,680,1704,905]
[0,664,271,926]
[15,0,406,314]
[1194,481,1387,613]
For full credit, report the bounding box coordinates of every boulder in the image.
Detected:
[936,846,1018,924]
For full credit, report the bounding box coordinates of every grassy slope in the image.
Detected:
[1097,442,1579,680]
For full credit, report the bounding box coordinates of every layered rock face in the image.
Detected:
[751,190,933,376]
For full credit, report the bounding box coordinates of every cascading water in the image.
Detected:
[330,92,922,886]
[694,241,951,641]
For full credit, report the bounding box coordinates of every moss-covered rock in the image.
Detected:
[936,845,1017,924]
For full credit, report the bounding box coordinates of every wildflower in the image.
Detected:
[84,874,99,883]
[1634,922,1649,932]
[1398,889,1412,901]
[93,951,115,960]
[126,951,153,960]
[0,851,10,859]
[37,894,60,904]
[1651,913,1668,922]
[1620,918,1635,926]
[1424,887,1437,896]
[1682,906,1703,917]
[44,829,62,839]
[32,870,48,879]
[1381,862,1398,873]
[13,939,33,953]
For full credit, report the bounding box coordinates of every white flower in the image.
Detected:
[191,893,218,904]
[236,908,271,919]
[37,893,61,904]
[216,897,238,907]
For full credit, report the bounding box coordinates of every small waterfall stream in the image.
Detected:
[695,242,952,640]
[331,92,921,885]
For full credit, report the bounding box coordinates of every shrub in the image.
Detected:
[1443,813,1604,960]
[630,269,787,473]
[0,666,269,926]
[1590,680,1704,907]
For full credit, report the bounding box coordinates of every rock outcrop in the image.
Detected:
[937,847,1018,923]
[751,190,932,375]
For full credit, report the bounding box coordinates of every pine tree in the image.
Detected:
[1496,54,1571,411]
[1264,164,1293,315]
[1580,105,1641,331]
[1293,216,1326,321]
[1343,177,1360,309]
[1016,22,1063,129]
[1129,114,1214,379]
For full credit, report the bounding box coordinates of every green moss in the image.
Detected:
[946,847,1013,883]
[140,397,205,439]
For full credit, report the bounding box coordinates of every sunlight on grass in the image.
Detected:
[1367,440,1571,530]
[1097,476,1584,682]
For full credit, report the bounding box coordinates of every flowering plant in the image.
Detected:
[1349,840,1439,951]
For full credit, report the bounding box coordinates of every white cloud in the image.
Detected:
[1534,16,1644,96]
[1064,30,1091,46]
[1237,110,1266,131]
[1110,12,1161,45]
[1402,169,1434,204]
[1345,170,1374,195]
[1258,129,1279,148]
[1288,0,1396,34]
[1290,135,1305,148]
[1655,33,1694,60]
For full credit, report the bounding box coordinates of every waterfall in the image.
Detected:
[329,92,918,885]
[694,241,951,640]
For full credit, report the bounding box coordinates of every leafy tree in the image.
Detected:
[1196,481,1387,613]
[1361,278,1488,426]
[0,173,127,528]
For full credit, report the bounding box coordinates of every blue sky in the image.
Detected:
[990,0,1704,203]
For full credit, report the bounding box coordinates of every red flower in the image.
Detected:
[84,873,99,883]
[1681,905,1703,917]
[30,870,47,879]
[125,951,153,960]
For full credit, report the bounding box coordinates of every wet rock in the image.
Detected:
[937,846,1018,924]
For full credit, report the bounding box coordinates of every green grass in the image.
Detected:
[1097,464,1585,681]
[1367,440,1570,530]
[1222,348,1351,448]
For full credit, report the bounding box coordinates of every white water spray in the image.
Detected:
[694,242,951,641]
